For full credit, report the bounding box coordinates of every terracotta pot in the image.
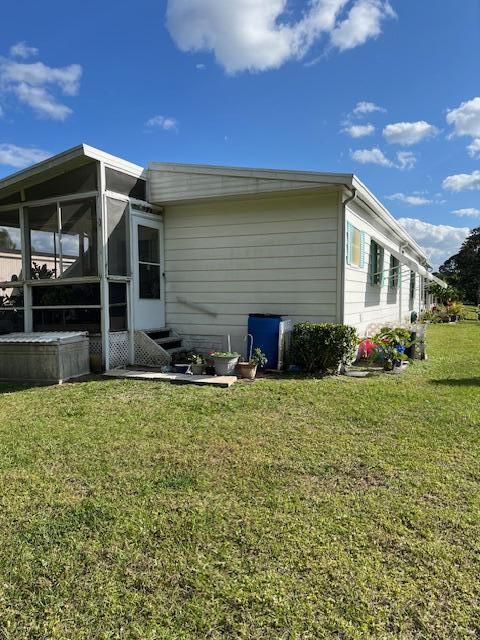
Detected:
[237,362,258,380]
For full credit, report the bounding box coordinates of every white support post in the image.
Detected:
[19,206,32,332]
[97,162,110,371]
[127,202,135,365]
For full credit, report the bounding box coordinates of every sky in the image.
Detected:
[0,0,479,269]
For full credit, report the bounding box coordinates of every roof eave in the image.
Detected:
[351,175,428,265]
[0,144,145,195]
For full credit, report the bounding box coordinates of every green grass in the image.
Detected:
[0,323,479,639]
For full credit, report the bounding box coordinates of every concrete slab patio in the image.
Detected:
[104,368,237,388]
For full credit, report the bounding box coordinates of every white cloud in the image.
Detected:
[9,42,39,59]
[342,123,375,137]
[0,52,82,120]
[386,192,433,206]
[446,96,480,138]
[467,138,480,158]
[352,100,385,115]
[397,217,470,269]
[383,121,439,145]
[443,170,480,192]
[0,143,51,169]
[146,115,179,131]
[446,97,480,158]
[350,148,416,170]
[196,63,206,70]
[350,147,392,166]
[396,150,416,170]
[166,0,395,74]
[330,0,395,51]
[452,208,480,218]
[13,84,73,120]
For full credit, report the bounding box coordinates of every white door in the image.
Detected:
[131,212,165,330]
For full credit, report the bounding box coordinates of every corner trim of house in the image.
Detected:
[336,190,346,324]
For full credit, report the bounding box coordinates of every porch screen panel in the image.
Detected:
[27,203,60,280]
[0,191,21,206]
[0,209,22,283]
[105,168,146,201]
[60,198,98,277]
[24,163,97,201]
[0,282,24,334]
[107,198,129,276]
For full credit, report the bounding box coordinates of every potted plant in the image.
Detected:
[210,351,240,376]
[370,327,412,372]
[188,353,205,375]
[237,347,268,380]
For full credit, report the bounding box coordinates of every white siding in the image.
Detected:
[148,164,351,205]
[344,201,424,334]
[164,192,339,353]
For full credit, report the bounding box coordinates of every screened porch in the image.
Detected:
[0,146,164,371]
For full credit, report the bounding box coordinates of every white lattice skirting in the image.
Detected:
[89,332,130,369]
[134,331,171,367]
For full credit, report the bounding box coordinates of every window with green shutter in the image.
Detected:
[369,240,384,285]
[389,255,400,289]
[346,223,365,268]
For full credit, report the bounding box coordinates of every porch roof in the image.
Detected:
[0,144,145,198]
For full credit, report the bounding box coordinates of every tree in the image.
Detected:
[0,229,15,250]
[438,227,480,303]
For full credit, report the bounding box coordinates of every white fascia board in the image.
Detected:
[148,161,354,187]
[83,145,145,178]
[351,175,428,265]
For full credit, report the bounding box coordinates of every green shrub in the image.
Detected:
[291,322,358,373]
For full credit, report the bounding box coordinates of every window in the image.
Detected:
[389,255,400,289]
[369,240,384,285]
[138,225,161,299]
[409,271,416,307]
[346,223,365,268]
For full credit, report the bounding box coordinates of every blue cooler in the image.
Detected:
[248,314,284,370]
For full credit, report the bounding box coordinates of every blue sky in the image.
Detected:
[0,0,479,267]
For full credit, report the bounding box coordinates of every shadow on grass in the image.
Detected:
[430,377,480,387]
[0,374,105,394]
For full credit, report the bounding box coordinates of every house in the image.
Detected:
[0,144,445,370]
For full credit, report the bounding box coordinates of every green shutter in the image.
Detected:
[369,240,375,285]
[360,231,366,268]
[346,222,352,265]
[379,247,385,286]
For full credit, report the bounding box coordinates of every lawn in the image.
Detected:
[0,323,479,639]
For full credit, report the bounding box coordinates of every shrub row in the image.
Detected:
[291,322,358,374]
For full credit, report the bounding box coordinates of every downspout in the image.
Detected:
[338,187,357,324]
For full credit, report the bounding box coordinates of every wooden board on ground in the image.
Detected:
[104,369,237,388]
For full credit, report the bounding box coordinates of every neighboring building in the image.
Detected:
[0,145,445,369]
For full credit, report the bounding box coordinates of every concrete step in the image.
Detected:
[154,336,183,350]
[166,347,187,356]
[146,329,171,341]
